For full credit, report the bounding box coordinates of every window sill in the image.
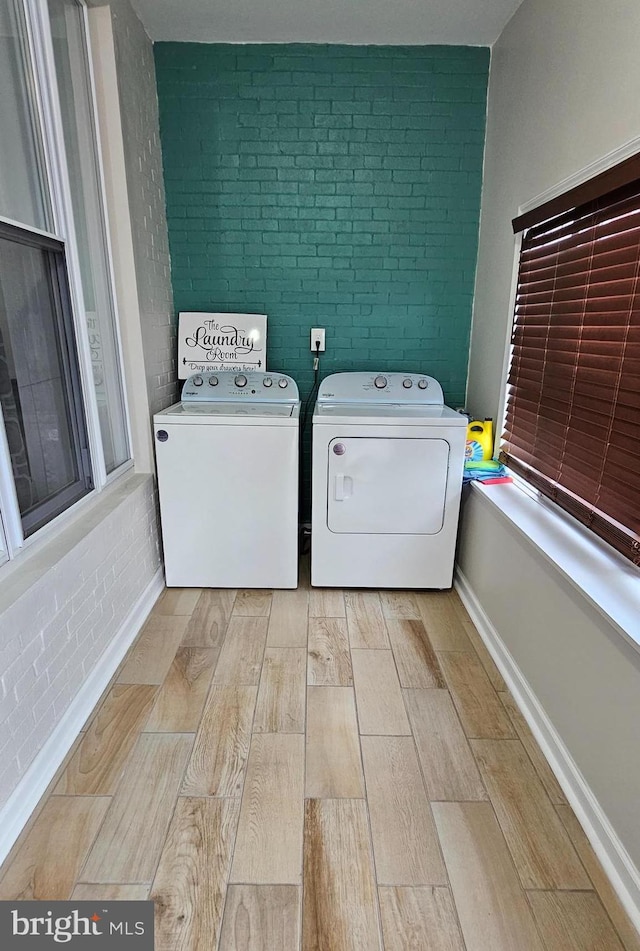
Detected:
[0,471,153,616]
[467,478,640,655]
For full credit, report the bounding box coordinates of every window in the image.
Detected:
[0,0,130,558]
[503,157,640,565]
[0,222,92,537]
[47,0,129,472]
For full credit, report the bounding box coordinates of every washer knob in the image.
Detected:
[234,374,248,388]
[263,377,273,387]
[418,378,428,390]
[192,375,203,387]
[208,375,219,386]
[402,378,413,389]
[374,375,387,389]
[278,378,289,388]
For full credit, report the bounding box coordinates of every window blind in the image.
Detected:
[502,179,640,565]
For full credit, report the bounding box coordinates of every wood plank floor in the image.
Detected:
[1,570,638,951]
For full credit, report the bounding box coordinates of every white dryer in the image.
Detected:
[154,370,299,588]
[311,371,466,589]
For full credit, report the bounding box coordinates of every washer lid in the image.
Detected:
[154,401,300,425]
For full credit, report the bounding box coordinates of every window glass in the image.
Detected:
[0,226,92,536]
[0,0,50,230]
[47,0,130,472]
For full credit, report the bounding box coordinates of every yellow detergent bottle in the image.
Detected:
[465,418,494,461]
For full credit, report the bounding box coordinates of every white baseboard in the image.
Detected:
[0,567,164,868]
[455,567,640,934]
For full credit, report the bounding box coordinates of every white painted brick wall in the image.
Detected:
[0,476,161,810]
[100,0,178,415]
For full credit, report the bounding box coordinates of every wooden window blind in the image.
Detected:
[502,178,640,565]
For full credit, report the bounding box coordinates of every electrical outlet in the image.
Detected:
[310,328,326,352]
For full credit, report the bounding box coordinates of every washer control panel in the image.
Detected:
[317,372,444,405]
[181,370,298,403]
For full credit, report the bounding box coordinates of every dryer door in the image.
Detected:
[327,436,449,534]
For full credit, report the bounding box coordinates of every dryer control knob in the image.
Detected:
[234,374,248,388]
[208,375,219,386]
[402,378,413,389]
[193,375,203,386]
[374,375,387,389]
[418,378,429,390]
[263,377,273,387]
[278,378,289,388]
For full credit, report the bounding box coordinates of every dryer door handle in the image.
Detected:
[334,474,353,501]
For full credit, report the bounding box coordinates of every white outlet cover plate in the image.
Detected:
[311,328,326,351]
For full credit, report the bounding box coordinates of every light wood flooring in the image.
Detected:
[1,566,639,951]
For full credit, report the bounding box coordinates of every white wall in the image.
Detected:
[94,0,176,415]
[460,0,640,914]
[0,474,163,870]
[466,0,640,422]
[0,477,160,812]
[458,493,640,896]
[0,0,170,861]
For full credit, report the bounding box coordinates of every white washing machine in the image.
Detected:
[154,370,300,588]
[311,371,466,589]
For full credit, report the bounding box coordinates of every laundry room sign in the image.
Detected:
[177,312,267,378]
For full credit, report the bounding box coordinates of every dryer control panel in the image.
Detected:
[181,370,299,403]
[317,371,444,405]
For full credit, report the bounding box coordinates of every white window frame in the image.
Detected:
[0,0,133,561]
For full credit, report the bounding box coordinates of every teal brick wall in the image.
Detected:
[154,44,489,511]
